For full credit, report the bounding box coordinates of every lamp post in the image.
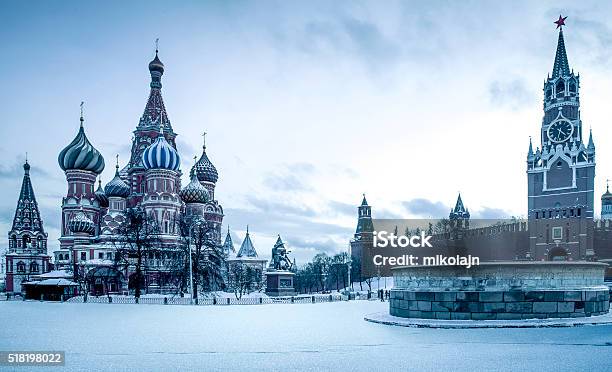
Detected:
[347,242,352,291]
[188,223,196,305]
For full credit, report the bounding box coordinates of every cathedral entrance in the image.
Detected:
[548,247,568,261]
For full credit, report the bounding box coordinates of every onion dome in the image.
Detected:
[142,126,180,171]
[69,210,96,235]
[105,160,130,198]
[180,172,210,204]
[602,181,612,202]
[58,115,105,174]
[95,179,109,208]
[193,133,218,183]
[149,50,164,74]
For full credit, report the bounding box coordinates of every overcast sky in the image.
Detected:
[1,1,612,263]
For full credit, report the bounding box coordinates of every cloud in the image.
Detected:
[262,162,315,192]
[0,159,50,180]
[327,200,357,218]
[472,207,511,219]
[402,198,448,218]
[262,173,311,192]
[572,16,612,68]
[488,78,534,110]
[245,195,317,218]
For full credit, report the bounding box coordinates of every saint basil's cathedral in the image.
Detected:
[5,49,266,296]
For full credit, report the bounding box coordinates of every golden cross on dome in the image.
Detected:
[155,38,159,53]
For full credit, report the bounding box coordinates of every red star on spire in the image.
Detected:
[554,14,567,29]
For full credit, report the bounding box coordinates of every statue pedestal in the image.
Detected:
[265,270,296,297]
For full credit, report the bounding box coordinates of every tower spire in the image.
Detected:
[79,101,84,127]
[552,16,570,78]
[12,159,44,233]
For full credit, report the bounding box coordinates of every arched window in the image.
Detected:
[10,235,17,248]
[568,80,576,93]
[556,80,565,97]
[30,262,39,272]
[16,261,26,273]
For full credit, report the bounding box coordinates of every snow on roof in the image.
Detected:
[34,270,72,279]
[80,259,113,266]
[23,279,79,286]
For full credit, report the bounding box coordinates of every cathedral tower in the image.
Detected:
[5,160,50,294]
[126,48,178,206]
[58,111,105,252]
[527,16,595,260]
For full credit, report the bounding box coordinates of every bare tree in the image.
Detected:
[174,217,226,299]
[229,262,257,299]
[112,207,161,299]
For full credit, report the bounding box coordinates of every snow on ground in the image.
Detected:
[1,300,612,371]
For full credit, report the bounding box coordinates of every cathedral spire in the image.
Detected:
[139,42,173,132]
[12,159,44,233]
[552,16,571,78]
[527,137,534,160]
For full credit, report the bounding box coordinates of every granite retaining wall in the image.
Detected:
[389,289,610,320]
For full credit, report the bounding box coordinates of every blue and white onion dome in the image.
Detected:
[95,179,109,208]
[142,127,180,171]
[58,115,105,174]
[180,171,210,204]
[69,210,96,235]
[105,161,130,198]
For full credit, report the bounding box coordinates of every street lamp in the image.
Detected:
[188,222,197,305]
[347,242,352,291]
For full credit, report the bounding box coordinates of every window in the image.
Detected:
[80,252,87,261]
[552,227,563,240]
[106,252,113,260]
[16,261,26,273]
[30,262,39,272]
[98,252,104,259]
[556,80,565,97]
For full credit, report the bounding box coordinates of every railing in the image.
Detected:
[62,293,355,306]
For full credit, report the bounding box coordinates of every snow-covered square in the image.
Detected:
[2,300,612,371]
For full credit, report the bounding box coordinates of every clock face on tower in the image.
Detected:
[547,119,573,143]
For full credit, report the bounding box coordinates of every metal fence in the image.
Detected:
[60,293,360,306]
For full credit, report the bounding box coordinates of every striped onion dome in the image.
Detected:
[58,118,105,174]
[180,172,209,204]
[69,210,96,235]
[95,180,109,208]
[105,163,130,198]
[142,130,180,171]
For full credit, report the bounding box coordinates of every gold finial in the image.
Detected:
[155,38,159,53]
[202,131,207,149]
[115,154,119,170]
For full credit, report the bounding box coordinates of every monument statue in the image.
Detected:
[270,235,293,271]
